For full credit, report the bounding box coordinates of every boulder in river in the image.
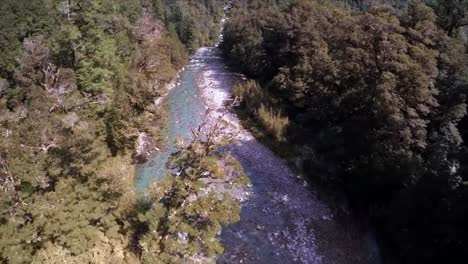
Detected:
[133,132,160,163]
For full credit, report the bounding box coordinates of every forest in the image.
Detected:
[0,0,243,263]
[222,0,468,263]
[1,0,468,263]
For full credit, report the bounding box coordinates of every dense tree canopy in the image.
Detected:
[0,0,233,263]
[222,0,468,262]
[427,0,468,36]
[2,0,468,262]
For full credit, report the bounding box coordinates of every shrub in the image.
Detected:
[256,103,289,142]
[233,80,264,109]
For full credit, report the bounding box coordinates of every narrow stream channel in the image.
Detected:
[136,15,381,264]
[135,54,207,192]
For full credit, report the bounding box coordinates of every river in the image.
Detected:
[136,31,381,264]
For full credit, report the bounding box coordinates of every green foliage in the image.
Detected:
[225,0,452,194]
[233,80,264,109]
[337,0,409,10]
[138,140,248,263]
[257,104,289,142]
[222,0,468,263]
[426,0,468,36]
[0,0,228,263]
[0,88,139,263]
[0,0,55,79]
[234,80,289,141]
[151,0,226,51]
